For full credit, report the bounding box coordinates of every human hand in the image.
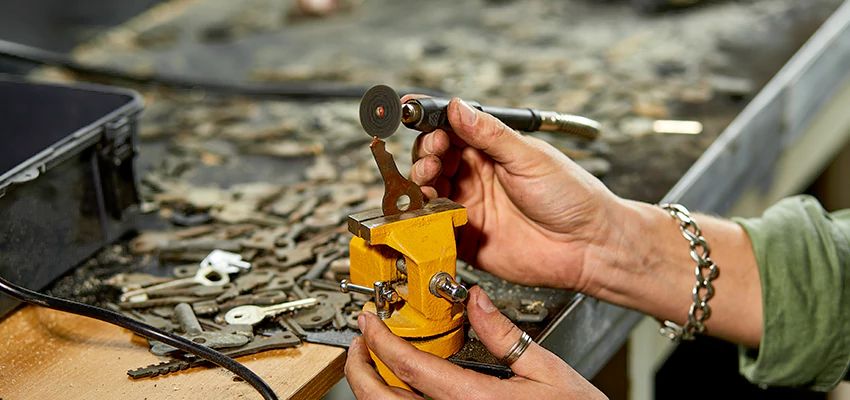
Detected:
[345,286,607,400]
[405,95,623,291]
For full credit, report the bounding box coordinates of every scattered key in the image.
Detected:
[120,266,230,302]
[311,290,351,331]
[150,303,251,356]
[224,298,318,325]
[200,249,252,274]
[293,304,336,329]
[127,331,302,379]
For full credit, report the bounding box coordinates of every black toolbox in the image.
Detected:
[0,76,143,317]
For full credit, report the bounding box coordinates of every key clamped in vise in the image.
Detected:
[340,134,469,389]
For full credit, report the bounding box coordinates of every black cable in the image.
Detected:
[0,39,447,100]
[0,276,278,400]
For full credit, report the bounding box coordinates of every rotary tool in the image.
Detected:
[359,85,601,140]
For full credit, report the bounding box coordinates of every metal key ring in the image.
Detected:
[501,331,533,366]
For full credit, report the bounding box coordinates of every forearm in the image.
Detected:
[585,199,763,348]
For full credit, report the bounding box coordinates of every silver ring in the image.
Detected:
[500,331,533,366]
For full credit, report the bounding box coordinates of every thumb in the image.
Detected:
[466,286,571,380]
[446,98,539,172]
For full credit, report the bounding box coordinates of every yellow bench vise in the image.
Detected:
[340,138,469,389]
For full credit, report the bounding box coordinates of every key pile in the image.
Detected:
[108,175,383,378]
[111,242,365,378]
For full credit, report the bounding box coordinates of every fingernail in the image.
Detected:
[349,336,360,350]
[423,134,435,154]
[476,289,497,313]
[358,312,369,333]
[458,99,478,127]
[415,159,427,178]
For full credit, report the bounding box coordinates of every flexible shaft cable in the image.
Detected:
[0,39,446,100]
[0,276,279,400]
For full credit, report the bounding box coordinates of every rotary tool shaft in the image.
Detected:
[401,97,600,140]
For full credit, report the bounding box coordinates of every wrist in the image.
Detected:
[580,199,694,317]
[578,199,763,345]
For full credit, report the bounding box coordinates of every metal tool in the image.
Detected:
[224,298,318,325]
[120,266,230,302]
[359,84,601,140]
[342,135,470,390]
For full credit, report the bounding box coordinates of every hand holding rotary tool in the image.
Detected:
[359,85,601,140]
[347,83,765,398]
[343,84,610,392]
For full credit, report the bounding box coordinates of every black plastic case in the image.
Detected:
[0,76,143,317]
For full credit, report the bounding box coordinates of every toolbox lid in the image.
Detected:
[0,75,143,192]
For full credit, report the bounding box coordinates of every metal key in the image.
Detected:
[280,316,309,338]
[291,283,309,300]
[150,303,251,356]
[304,329,361,348]
[106,273,171,290]
[293,304,336,329]
[128,331,301,379]
[274,232,335,267]
[200,249,252,274]
[304,279,346,292]
[142,283,232,299]
[120,265,230,302]
[114,308,178,332]
[119,295,215,309]
[346,309,361,330]
[311,290,350,331]
[257,266,308,291]
[224,298,318,325]
[298,247,347,283]
[240,227,290,251]
[159,239,242,254]
[215,270,276,303]
[220,331,301,358]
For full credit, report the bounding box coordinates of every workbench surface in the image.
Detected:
[0,306,344,399]
[2,0,848,399]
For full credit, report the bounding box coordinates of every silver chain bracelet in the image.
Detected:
[658,203,719,341]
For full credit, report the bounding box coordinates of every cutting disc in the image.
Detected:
[360,85,401,139]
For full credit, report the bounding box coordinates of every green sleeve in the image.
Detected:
[732,195,850,391]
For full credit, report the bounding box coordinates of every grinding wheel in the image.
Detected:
[360,85,401,139]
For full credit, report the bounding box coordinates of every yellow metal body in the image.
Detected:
[348,198,467,388]
[361,302,465,390]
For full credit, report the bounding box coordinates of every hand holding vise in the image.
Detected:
[340,136,469,389]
